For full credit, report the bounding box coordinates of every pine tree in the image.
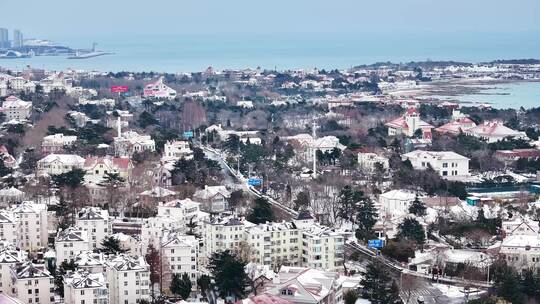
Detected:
[397,217,426,246]
[145,244,161,297]
[171,273,192,299]
[208,250,249,299]
[293,191,310,211]
[197,274,211,296]
[247,197,275,224]
[361,261,402,304]
[337,186,364,224]
[408,195,427,216]
[343,290,359,304]
[100,236,127,255]
[355,198,377,241]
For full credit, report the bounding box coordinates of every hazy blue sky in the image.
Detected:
[1,0,539,41]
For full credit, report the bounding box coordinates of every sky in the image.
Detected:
[1,0,539,41]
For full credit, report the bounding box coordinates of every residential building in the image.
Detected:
[55,227,90,264]
[1,96,31,121]
[161,233,198,287]
[63,271,108,304]
[37,154,85,175]
[379,189,416,214]
[75,207,109,250]
[502,217,540,237]
[41,133,77,154]
[385,108,433,140]
[0,187,24,207]
[157,198,203,228]
[105,255,151,304]
[0,244,26,294]
[84,156,133,186]
[8,78,25,91]
[114,131,156,157]
[0,28,8,48]
[73,251,107,274]
[402,150,470,180]
[265,267,344,304]
[245,221,301,267]
[9,262,54,304]
[0,146,16,168]
[143,77,177,99]
[0,211,17,245]
[495,234,540,272]
[163,140,193,160]
[11,201,48,251]
[465,120,528,143]
[193,185,231,214]
[357,152,389,172]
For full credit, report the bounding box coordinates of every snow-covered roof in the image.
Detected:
[64,271,106,289]
[56,227,88,243]
[379,189,416,201]
[106,254,148,272]
[77,207,108,221]
[37,153,85,165]
[402,150,469,161]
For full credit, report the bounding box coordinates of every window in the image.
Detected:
[442,163,448,168]
[442,171,448,176]
[81,290,85,295]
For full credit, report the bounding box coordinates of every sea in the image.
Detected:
[0,33,539,109]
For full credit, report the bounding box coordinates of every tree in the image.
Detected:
[197,274,211,296]
[355,197,377,241]
[138,111,159,128]
[52,168,86,188]
[247,197,275,224]
[336,186,364,224]
[360,261,402,304]
[51,260,76,296]
[397,218,426,247]
[408,195,427,217]
[208,250,249,299]
[343,290,359,304]
[293,191,310,211]
[171,273,192,300]
[100,236,126,255]
[145,244,162,297]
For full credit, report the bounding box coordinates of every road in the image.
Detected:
[201,144,491,302]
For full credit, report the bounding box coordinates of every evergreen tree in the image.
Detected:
[408,195,427,216]
[52,169,86,188]
[337,186,364,223]
[355,198,377,241]
[208,250,249,299]
[247,197,275,224]
[293,191,310,211]
[343,290,359,304]
[361,261,402,304]
[197,274,211,296]
[171,273,192,299]
[100,236,126,255]
[145,244,161,297]
[397,218,426,246]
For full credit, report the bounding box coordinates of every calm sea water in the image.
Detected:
[429,82,540,110]
[1,33,539,109]
[1,32,539,73]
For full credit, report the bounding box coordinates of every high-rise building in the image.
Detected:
[12,29,23,48]
[0,28,8,48]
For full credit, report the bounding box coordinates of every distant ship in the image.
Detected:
[67,42,113,59]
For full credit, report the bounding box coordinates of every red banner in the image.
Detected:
[111,86,129,93]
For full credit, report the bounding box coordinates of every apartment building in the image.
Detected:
[161,233,198,288]
[55,227,90,264]
[9,262,54,304]
[11,201,48,252]
[105,255,151,304]
[1,95,31,121]
[63,271,108,304]
[75,207,109,250]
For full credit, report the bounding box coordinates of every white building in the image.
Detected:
[143,77,177,99]
[114,131,156,157]
[75,207,110,250]
[9,262,54,304]
[63,271,108,304]
[83,156,133,187]
[1,96,31,121]
[161,233,198,287]
[502,217,540,237]
[0,211,18,245]
[496,234,540,272]
[193,186,231,214]
[41,133,77,154]
[163,140,193,160]
[357,152,389,172]
[466,121,528,143]
[402,150,470,180]
[55,227,90,264]
[11,201,48,251]
[157,198,203,229]
[0,244,26,294]
[379,189,417,214]
[73,251,107,274]
[105,255,151,304]
[36,154,85,176]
